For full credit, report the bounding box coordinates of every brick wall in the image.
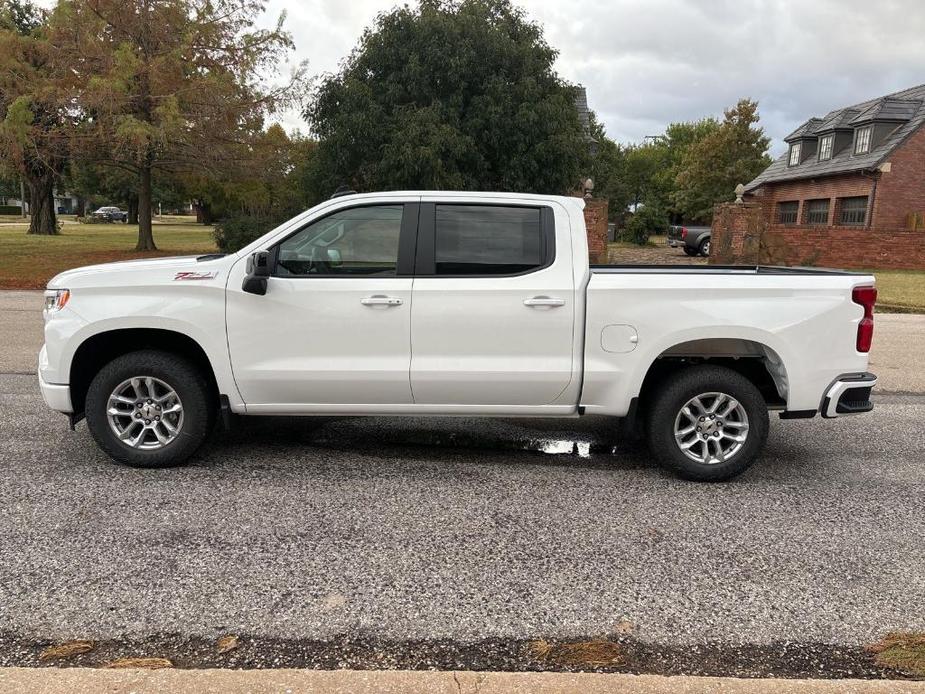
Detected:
[711,202,925,269]
[582,197,609,264]
[872,124,925,229]
[751,174,874,228]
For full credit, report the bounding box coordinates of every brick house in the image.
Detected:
[741,84,925,269]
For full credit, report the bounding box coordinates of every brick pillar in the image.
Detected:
[709,202,767,265]
[582,197,609,264]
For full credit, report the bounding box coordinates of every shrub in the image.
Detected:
[623,205,668,245]
[0,205,24,215]
[213,214,276,253]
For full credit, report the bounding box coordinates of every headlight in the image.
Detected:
[44,289,70,313]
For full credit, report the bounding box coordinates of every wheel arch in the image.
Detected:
[69,328,220,418]
[636,337,789,415]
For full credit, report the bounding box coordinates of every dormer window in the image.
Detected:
[854,126,871,154]
[818,134,834,161]
[788,142,802,167]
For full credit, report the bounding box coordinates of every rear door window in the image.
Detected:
[433,205,545,275]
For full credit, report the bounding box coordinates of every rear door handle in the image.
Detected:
[361,295,403,306]
[523,296,566,307]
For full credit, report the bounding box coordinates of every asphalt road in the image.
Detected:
[1,291,924,675]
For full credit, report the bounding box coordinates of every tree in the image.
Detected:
[672,99,771,223]
[305,0,587,195]
[50,0,303,250]
[0,0,69,234]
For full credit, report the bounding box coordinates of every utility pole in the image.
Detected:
[20,180,26,217]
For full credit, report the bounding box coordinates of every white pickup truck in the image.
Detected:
[39,192,878,481]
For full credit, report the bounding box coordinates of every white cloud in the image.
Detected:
[113,0,925,155]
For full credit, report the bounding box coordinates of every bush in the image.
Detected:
[623,205,668,245]
[213,214,276,253]
[0,205,24,215]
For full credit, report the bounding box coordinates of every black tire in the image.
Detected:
[699,237,711,256]
[645,365,769,482]
[85,350,214,468]
[683,246,699,256]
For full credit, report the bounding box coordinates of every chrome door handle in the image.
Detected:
[523,296,565,307]
[361,295,403,306]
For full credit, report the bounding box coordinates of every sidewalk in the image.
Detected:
[2,668,924,694]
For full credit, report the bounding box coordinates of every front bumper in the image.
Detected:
[38,364,73,413]
[821,372,877,418]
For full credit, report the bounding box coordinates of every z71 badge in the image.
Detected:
[173,271,218,281]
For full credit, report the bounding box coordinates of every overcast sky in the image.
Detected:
[263,0,925,156]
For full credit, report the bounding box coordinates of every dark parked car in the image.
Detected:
[89,206,128,223]
[668,224,711,257]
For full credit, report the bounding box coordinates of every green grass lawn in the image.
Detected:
[0,221,217,289]
[865,270,925,312]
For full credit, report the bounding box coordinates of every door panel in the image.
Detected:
[226,203,416,406]
[410,203,576,406]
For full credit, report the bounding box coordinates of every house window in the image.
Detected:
[854,126,871,155]
[777,201,799,224]
[838,196,868,226]
[788,142,802,167]
[805,199,830,225]
[818,134,834,161]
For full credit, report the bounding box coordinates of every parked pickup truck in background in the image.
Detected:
[39,192,878,481]
[668,224,711,256]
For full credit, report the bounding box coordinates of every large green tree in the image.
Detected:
[305,0,587,194]
[0,0,69,234]
[50,0,302,250]
[672,99,771,222]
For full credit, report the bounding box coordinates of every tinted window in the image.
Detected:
[277,205,403,276]
[434,205,544,275]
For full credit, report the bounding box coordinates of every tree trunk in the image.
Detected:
[194,200,213,224]
[76,196,86,217]
[135,163,156,250]
[26,173,58,235]
[128,195,138,224]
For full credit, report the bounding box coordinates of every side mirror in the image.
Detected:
[326,248,342,267]
[242,250,270,295]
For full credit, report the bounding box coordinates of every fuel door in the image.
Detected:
[601,324,639,354]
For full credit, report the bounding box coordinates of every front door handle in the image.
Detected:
[361,295,403,306]
[523,296,565,307]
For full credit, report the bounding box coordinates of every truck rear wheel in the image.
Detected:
[85,350,213,468]
[645,365,769,481]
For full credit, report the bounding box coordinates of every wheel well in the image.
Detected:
[69,329,219,416]
[638,338,788,414]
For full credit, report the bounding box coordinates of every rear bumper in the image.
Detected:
[821,372,877,418]
[38,367,72,413]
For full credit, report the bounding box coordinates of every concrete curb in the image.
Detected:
[1,668,924,694]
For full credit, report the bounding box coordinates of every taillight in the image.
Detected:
[681,226,688,240]
[852,286,876,353]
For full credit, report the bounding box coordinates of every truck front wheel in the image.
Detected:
[645,366,769,481]
[85,350,214,468]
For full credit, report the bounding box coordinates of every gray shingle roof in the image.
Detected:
[745,83,925,191]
